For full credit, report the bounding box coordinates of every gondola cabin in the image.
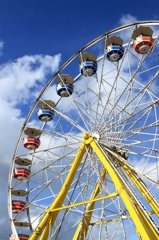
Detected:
[132,26,154,54]
[38,100,55,122]
[13,168,30,181]
[9,234,29,240]
[18,234,29,240]
[23,137,40,150]
[38,109,54,122]
[105,36,124,62]
[56,74,74,97]
[12,200,26,214]
[79,52,97,76]
[23,128,41,150]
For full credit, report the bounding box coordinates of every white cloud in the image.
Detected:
[0,54,61,105]
[0,53,61,161]
[0,40,4,55]
[119,14,138,26]
[0,53,61,237]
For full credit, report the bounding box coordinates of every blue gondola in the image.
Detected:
[38,109,54,122]
[56,83,74,97]
[106,45,124,62]
[80,61,97,76]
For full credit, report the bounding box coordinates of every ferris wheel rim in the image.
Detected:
[8,20,159,239]
[8,20,159,160]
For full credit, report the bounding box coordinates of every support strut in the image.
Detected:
[85,134,159,240]
[29,133,159,240]
[73,168,107,240]
[29,140,87,240]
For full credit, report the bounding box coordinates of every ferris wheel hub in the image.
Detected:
[92,133,100,141]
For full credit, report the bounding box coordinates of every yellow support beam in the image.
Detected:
[73,168,107,240]
[47,191,118,213]
[102,142,159,218]
[29,133,159,240]
[121,163,159,217]
[29,140,87,240]
[84,134,159,240]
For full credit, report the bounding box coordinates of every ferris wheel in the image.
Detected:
[8,21,159,240]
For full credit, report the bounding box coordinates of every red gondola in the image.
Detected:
[13,168,30,181]
[12,200,26,214]
[23,137,40,150]
[9,234,29,240]
[132,26,154,54]
[133,36,154,54]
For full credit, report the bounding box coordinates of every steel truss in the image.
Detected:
[29,133,159,240]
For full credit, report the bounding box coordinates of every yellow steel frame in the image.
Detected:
[29,140,87,240]
[29,133,159,240]
[121,163,159,217]
[72,168,107,240]
[46,191,118,213]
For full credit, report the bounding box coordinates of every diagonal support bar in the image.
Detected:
[47,191,118,213]
[120,163,159,218]
[104,143,159,218]
[84,134,159,240]
[29,140,87,240]
[73,168,107,240]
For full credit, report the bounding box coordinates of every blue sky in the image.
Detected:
[0,0,159,64]
[0,1,159,239]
